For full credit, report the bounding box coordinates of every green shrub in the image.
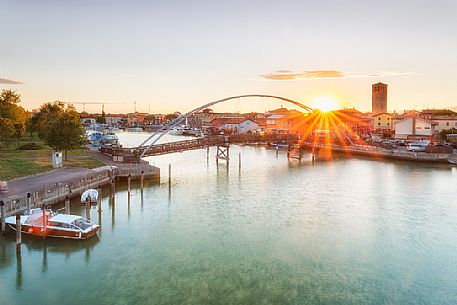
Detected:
[17,142,42,150]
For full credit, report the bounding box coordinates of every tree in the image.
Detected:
[165,113,178,121]
[0,90,27,144]
[35,102,86,160]
[96,116,106,124]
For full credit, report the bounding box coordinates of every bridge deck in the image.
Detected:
[100,134,299,162]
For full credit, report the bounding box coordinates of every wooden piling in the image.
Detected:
[85,197,91,220]
[168,164,172,185]
[26,192,31,212]
[127,174,131,193]
[65,196,70,214]
[16,214,21,247]
[238,153,241,172]
[42,204,47,239]
[140,171,144,190]
[97,185,102,213]
[0,201,5,234]
[276,146,279,157]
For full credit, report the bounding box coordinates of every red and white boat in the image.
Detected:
[5,208,100,240]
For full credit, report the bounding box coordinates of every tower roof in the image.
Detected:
[372,82,388,86]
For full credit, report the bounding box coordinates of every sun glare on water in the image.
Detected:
[310,96,339,112]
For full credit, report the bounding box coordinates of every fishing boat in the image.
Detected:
[81,189,99,204]
[5,208,99,240]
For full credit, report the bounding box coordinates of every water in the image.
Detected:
[2,131,457,305]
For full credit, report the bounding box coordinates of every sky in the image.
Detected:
[1,0,457,114]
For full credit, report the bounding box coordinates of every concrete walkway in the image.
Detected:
[0,167,94,200]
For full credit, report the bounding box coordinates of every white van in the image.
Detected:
[406,142,428,152]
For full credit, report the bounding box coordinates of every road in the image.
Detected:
[0,167,95,200]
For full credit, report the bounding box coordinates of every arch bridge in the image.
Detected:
[135,94,313,158]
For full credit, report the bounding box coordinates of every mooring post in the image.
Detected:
[65,196,70,214]
[276,146,279,157]
[26,192,31,213]
[42,204,47,239]
[168,164,172,185]
[111,177,115,195]
[238,153,241,173]
[140,170,144,190]
[127,174,131,193]
[16,214,21,248]
[97,185,102,213]
[0,201,5,234]
[312,147,315,164]
[206,146,209,162]
[85,197,91,220]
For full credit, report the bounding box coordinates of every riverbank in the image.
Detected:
[0,134,104,180]
[300,142,455,163]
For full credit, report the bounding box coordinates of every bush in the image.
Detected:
[17,142,42,150]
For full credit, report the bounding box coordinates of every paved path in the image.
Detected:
[0,168,95,200]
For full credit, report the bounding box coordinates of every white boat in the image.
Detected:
[126,127,143,132]
[5,208,99,240]
[448,157,457,165]
[81,189,99,204]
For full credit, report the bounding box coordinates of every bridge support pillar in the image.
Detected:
[216,144,230,165]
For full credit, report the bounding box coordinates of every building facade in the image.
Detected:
[394,117,434,140]
[372,112,394,130]
[372,82,388,114]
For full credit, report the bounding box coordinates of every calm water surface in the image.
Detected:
[1,132,457,305]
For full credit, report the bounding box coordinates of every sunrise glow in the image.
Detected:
[309,96,339,112]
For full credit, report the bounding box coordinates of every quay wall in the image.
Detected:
[1,165,159,217]
[301,143,452,163]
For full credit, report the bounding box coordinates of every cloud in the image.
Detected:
[261,70,344,80]
[0,77,24,85]
[260,70,413,81]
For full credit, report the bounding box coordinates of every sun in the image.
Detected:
[309,96,339,112]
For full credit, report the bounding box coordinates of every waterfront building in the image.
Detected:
[210,118,259,134]
[265,107,304,134]
[430,115,457,132]
[372,112,394,130]
[332,109,373,136]
[394,117,435,140]
[372,82,388,114]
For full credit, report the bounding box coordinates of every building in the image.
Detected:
[372,82,388,114]
[372,112,394,130]
[210,118,259,134]
[332,108,373,136]
[431,115,457,132]
[265,107,304,134]
[394,117,435,140]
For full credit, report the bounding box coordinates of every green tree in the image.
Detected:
[0,90,27,145]
[96,116,106,124]
[165,113,178,121]
[35,102,86,160]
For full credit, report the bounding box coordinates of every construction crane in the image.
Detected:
[62,101,123,113]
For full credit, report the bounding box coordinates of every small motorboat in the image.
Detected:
[5,208,99,240]
[448,157,457,165]
[81,189,99,204]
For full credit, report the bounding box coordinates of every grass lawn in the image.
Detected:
[0,134,105,180]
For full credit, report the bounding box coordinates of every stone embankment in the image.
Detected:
[0,164,159,217]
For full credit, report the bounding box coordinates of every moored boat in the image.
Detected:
[81,189,99,204]
[5,208,99,240]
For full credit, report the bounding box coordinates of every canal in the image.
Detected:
[1,131,457,305]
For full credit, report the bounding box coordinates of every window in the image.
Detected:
[447,122,450,126]
[378,123,381,125]
[378,117,381,120]
[387,123,390,126]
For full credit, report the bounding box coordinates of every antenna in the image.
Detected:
[134,100,137,113]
